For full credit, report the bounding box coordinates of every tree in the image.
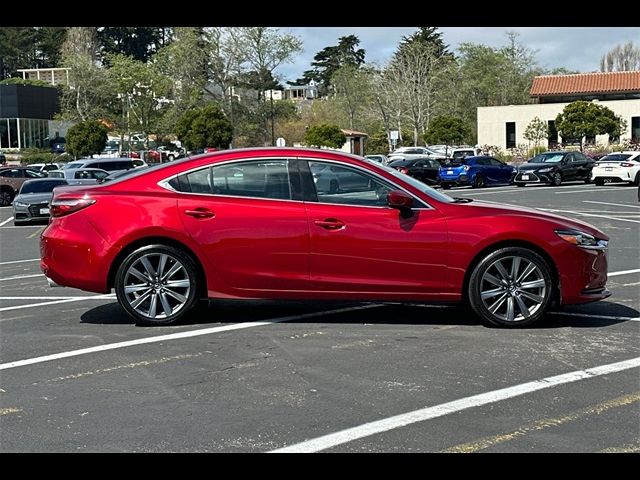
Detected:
[299,35,366,96]
[175,104,233,150]
[330,65,372,130]
[555,101,626,151]
[394,27,452,61]
[424,116,470,148]
[303,124,346,149]
[59,27,112,122]
[523,116,549,152]
[0,27,38,79]
[34,27,67,69]
[600,41,640,72]
[108,54,172,148]
[66,120,108,158]
[154,27,208,135]
[97,27,167,64]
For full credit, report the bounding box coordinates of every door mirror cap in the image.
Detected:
[387,190,413,209]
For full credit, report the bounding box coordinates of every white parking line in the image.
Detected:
[0,273,44,282]
[0,217,14,227]
[548,312,639,322]
[554,188,631,194]
[270,356,640,453]
[0,258,40,265]
[0,296,116,300]
[584,201,640,209]
[540,208,640,224]
[0,295,116,313]
[0,304,381,370]
[609,269,640,277]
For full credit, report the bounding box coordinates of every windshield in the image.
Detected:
[376,163,454,204]
[530,153,564,163]
[600,154,632,162]
[20,179,67,194]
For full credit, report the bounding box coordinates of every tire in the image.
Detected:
[467,247,554,328]
[115,244,200,326]
[516,183,526,187]
[551,172,562,186]
[0,189,13,207]
[633,172,640,187]
[442,183,451,190]
[472,174,485,188]
[594,178,605,186]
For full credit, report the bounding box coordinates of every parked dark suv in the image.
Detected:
[514,151,595,187]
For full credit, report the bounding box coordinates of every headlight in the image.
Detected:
[555,229,608,250]
[13,201,28,208]
[538,167,553,173]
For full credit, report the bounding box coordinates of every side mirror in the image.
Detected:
[387,190,414,218]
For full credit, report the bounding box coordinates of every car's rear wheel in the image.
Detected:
[0,188,13,207]
[472,174,485,188]
[115,244,200,326]
[634,172,640,187]
[468,247,553,327]
[516,183,526,187]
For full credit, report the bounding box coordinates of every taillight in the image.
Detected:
[50,197,96,217]
[620,162,634,167]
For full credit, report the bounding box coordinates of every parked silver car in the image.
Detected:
[47,168,109,185]
[12,178,68,225]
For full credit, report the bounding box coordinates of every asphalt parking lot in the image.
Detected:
[0,181,638,453]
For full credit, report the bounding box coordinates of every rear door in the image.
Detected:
[176,158,310,291]
[562,153,578,180]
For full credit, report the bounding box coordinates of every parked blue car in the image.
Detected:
[439,156,516,189]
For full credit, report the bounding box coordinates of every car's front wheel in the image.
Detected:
[468,247,554,327]
[115,244,200,326]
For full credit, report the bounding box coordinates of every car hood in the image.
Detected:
[461,200,608,240]
[518,163,558,171]
[14,192,54,204]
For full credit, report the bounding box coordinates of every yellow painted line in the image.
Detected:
[26,227,44,239]
[0,407,23,416]
[44,352,206,383]
[599,442,640,453]
[442,392,640,453]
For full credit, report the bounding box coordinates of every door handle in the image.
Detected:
[184,208,215,219]
[314,218,345,230]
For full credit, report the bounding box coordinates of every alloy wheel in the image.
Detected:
[479,255,547,323]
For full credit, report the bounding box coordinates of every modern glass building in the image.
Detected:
[0,84,60,150]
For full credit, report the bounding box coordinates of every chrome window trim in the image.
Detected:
[299,157,433,210]
[158,155,435,210]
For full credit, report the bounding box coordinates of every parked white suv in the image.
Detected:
[591,151,640,186]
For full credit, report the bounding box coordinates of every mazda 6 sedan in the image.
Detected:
[40,147,610,327]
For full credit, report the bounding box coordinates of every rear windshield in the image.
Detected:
[452,150,474,159]
[445,158,468,166]
[600,154,632,162]
[20,179,67,194]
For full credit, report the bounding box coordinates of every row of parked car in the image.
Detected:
[367,150,640,190]
[1,157,150,224]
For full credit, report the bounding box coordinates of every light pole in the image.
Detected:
[269,90,275,146]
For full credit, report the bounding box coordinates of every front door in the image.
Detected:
[303,160,449,294]
[176,159,309,291]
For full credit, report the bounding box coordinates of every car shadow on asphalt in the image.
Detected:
[79,300,638,330]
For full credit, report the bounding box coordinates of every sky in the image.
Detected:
[276,27,640,82]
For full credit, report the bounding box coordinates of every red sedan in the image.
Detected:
[40,148,610,327]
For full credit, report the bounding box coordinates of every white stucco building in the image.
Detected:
[477,71,640,150]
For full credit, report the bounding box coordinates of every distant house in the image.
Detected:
[338,129,368,156]
[17,67,70,87]
[478,71,640,149]
[283,81,319,101]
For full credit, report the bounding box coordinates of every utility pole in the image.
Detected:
[270,90,275,147]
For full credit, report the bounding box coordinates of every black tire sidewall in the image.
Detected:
[468,247,553,328]
[115,244,200,326]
